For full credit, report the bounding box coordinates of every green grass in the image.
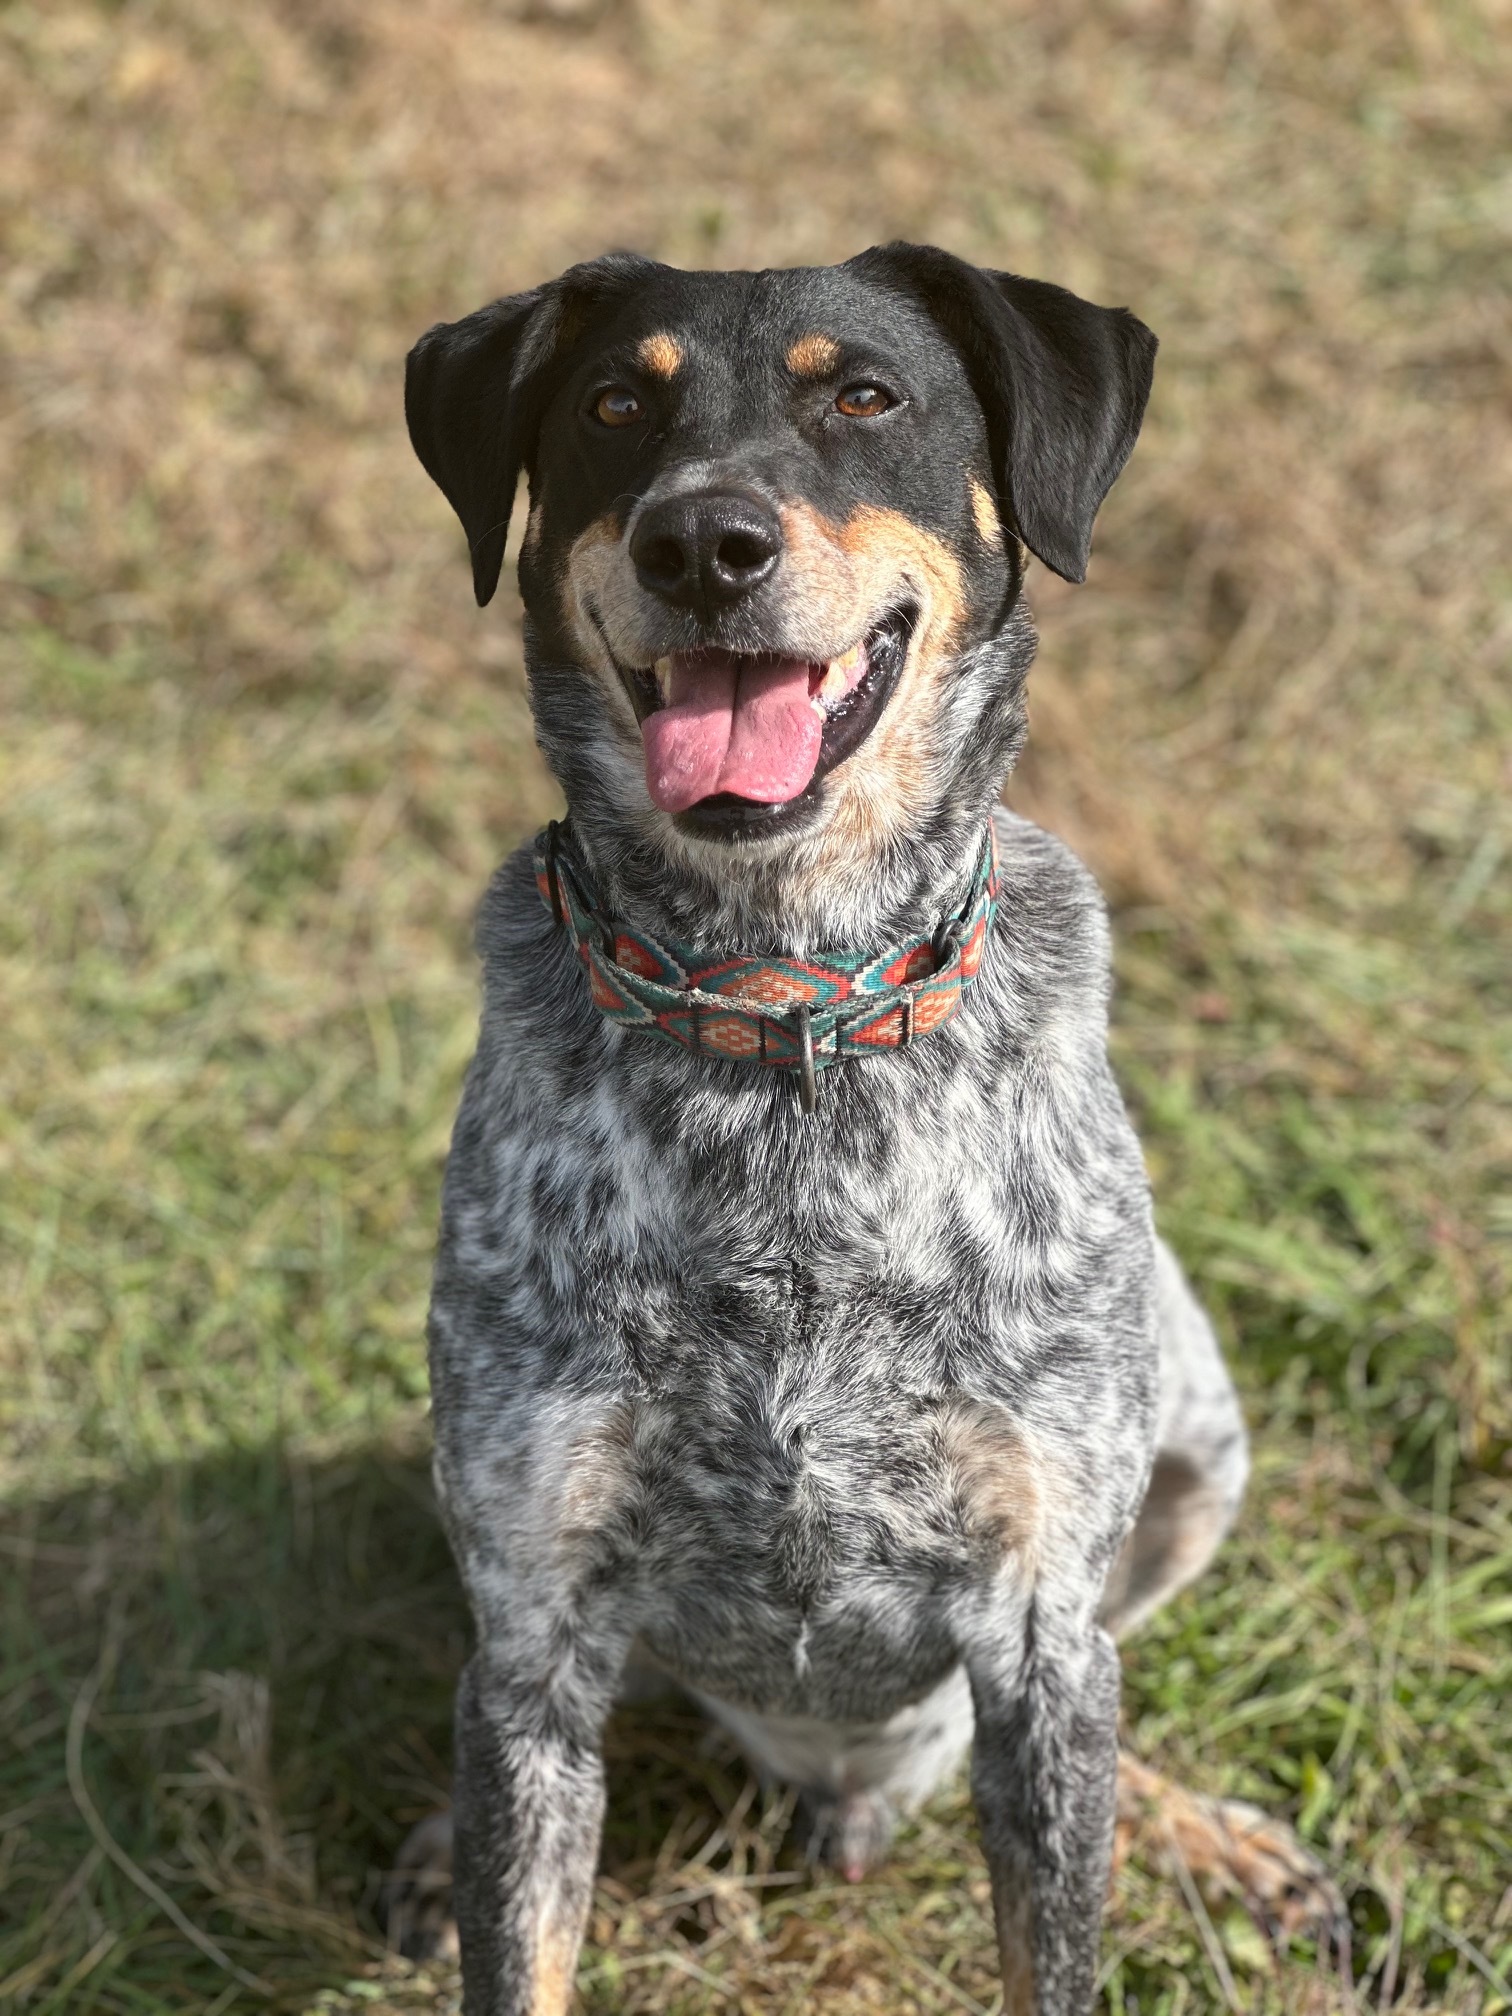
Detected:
[2,0,1510,2010]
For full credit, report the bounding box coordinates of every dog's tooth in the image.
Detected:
[816,663,850,706]
[654,656,673,700]
[813,643,863,711]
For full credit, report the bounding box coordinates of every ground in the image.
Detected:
[1,1,1509,2011]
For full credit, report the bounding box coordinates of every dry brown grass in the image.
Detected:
[3,2,1510,2012]
[6,0,1509,918]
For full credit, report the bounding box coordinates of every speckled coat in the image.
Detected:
[407,248,1249,2016]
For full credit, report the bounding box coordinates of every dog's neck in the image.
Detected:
[568,797,998,959]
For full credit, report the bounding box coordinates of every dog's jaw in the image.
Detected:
[654,605,918,840]
[524,598,1037,958]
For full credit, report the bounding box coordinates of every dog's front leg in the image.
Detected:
[969,1619,1121,2016]
[451,1634,623,2016]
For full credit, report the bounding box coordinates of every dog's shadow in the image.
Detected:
[2,1427,757,2007]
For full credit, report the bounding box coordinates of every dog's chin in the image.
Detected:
[636,604,917,847]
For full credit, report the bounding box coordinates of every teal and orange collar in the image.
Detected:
[535,820,1000,1111]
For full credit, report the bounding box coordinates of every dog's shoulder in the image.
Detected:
[473,836,560,982]
[466,835,606,1048]
[982,806,1115,1046]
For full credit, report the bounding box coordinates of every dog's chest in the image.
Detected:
[616,1318,1050,1713]
[433,900,1158,1716]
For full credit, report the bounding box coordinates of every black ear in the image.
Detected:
[851,243,1158,583]
[405,252,662,606]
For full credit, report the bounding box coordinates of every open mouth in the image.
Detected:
[615,605,917,838]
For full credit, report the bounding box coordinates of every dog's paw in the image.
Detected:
[384,1808,459,1963]
[800,1787,897,1884]
[1115,1753,1345,1944]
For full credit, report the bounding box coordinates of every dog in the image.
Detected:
[395,245,1339,2015]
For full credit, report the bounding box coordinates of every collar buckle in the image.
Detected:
[795,1004,818,1115]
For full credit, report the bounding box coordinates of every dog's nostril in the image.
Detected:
[715,531,774,576]
[637,535,687,586]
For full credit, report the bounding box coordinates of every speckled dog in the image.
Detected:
[398,246,1337,2015]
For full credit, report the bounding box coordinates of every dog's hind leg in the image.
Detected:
[1112,1753,1344,1941]
[1098,1238,1248,1640]
[1101,1239,1344,1941]
[386,1807,458,1963]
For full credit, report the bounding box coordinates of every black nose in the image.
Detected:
[630,491,783,613]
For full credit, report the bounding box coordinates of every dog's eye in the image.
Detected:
[594,387,644,428]
[835,384,893,419]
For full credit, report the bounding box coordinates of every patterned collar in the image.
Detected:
[535,819,1001,1111]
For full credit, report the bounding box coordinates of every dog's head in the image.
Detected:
[407,247,1154,910]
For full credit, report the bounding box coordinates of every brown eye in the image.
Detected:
[835,383,893,418]
[594,386,644,428]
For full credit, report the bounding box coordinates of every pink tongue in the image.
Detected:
[643,652,824,815]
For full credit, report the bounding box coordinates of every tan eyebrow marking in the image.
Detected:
[786,332,842,379]
[970,476,1003,547]
[636,331,684,379]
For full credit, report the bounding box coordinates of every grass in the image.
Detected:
[1,0,1509,2010]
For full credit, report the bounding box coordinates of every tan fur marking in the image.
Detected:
[523,499,545,558]
[530,1913,578,2016]
[834,505,965,635]
[936,1401,1042,1562]
[992,1880,1036,2016]
[560,1402,635,1548]
[775,501,964,664]
[970,476,1003,547]
[480,1396,637,1592]
[1114,1752,1343,1936]
[774,499,966,888]
[786,331,841,378]
[636,330,683,379]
